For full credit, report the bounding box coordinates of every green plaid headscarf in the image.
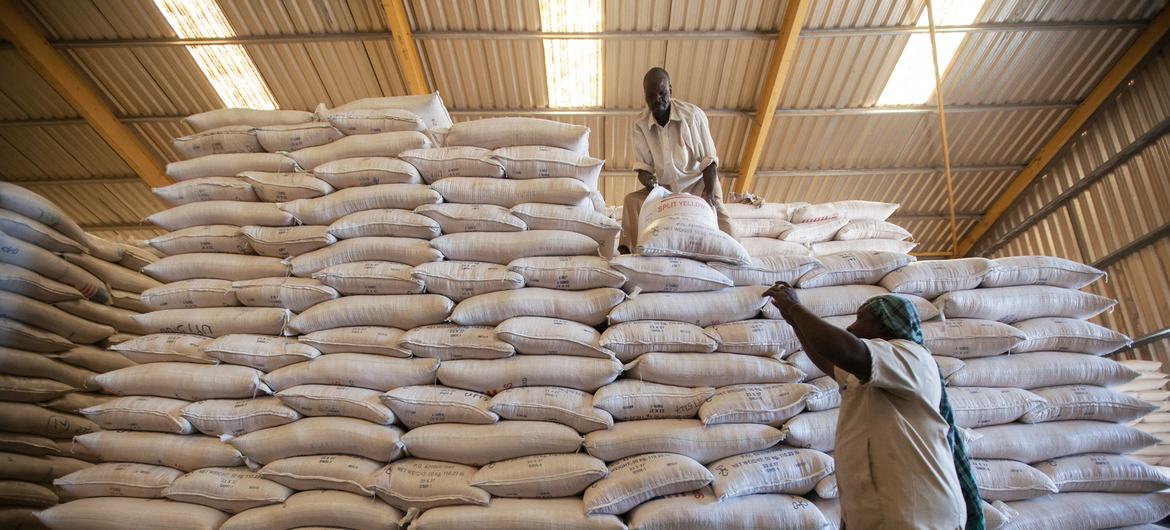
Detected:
[859,295,986,530]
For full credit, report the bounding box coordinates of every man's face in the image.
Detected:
[644,76,671,115]
[847,309,887,340]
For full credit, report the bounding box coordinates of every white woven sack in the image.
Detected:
[111,334,214,364]
[780,218,849,243]
[708,446,834,499]
[509,203,621,255]
[415,203,526,233]
[410,498,625,530]
[148,201,294,231]
[879,257,994,299]
[792,200,899,223]
[431,230,597,265]
[507,256,626,291]
[80,396,193,434]
[583,453,712,515]
[316,106,425,135]
[275,384,394,425]
[438,355,622,394]
[739,238,814,258]
[470,454,608,498]
[255,122,343,152]
[373,458,488,512]
[329,208,441,240]
[381,385,497,428]
[729,218,793,239]
[37,497,229,529]
[724,201,807,220]
[625,353,804,388]
[230,277,340,313]
[411,261,525,301]
[296,326,407,357]
[323,92,452,129]
[635,190,750,265]
[278,183,441,225]
[999,492,1170,530]
[176,397,294,437]
[185,108,314,132]
[600,320,718,361]
[288,294,452,334]
[238,171,334,202]
[1033,454,1170,493]
[797,251,913,288]
[438,117,590,154]
[489,386,613,433]
[608,286,767,327]
[218,490,403,530]
[431,177,591,208]
[312,261,424,295]
[627,487,829,530]
[450,287,624,326]
[1012,317,1132,354]
[835,219,912,241]
[938,287,1115,325]
[805,376,841,412]
[400,324,514,360]
[707,254,821,286]
[153,177,257,205]
[983,256,1105,289]
[401,421,582,466]
[225,417,405,464]
[203,334,321,372]
[609,255,731,293]
[399,146,504,182]
[947,387,1046,428]
[262,354,439,393]
[165,153,298,181]
[131,307,289,337]
[583,419,784,464]
[947,352,1137,389]
[312,157,422,188]
[592,381,713,421]
[259,454,380,496]
[147,225,251,255]
[288,131,430,169]
[1020,385,1157,424]
[53,463,183,499]
[0,209,85,253]
[494,145,604,189]
[241,225,336,258]
[96,362,268,401]
[144,254,289,282]
[162,466,293,513]
[708,319,799,356]
[812,239,917,255]
[922,319,1027,358]
[967,421,1157,463]
[971,459,1058,501]
[289,237,441,277]
[782,409,839,452]
[782,285,887,318]
[0,263,84,303]
[699,383,816,426]
[495,316,611,358]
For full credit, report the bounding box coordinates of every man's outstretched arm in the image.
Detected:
[766,283,872,381]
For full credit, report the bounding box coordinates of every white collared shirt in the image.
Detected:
[631,99,719,193]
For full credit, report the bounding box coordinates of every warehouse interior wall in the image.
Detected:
[974,42,1170,363]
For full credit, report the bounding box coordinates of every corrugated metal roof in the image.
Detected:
[0,50,77,119]
[421,39,549,109]
[0,125,132,181]
[748,168,1016,214]
[979,0,1164,23]
[19,180,165,227]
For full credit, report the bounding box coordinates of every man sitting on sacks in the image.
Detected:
[619,67,733,253]
[766,282,984,530]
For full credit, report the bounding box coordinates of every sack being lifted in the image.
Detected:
[634,188,750,266]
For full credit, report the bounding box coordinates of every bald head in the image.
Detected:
[643,67,672,120]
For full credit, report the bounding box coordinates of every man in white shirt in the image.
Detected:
[621,67,732,251]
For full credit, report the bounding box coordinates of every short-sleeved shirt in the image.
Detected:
[834,339,966,530]
[631,99,718,193]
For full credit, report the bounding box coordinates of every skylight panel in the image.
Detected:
[539,0,603,108]
[876,0,986,106]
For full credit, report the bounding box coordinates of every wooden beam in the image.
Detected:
[733,0,811,195]
[381,0,430,95]
[0,0,170,188]
[957,5,1170,256]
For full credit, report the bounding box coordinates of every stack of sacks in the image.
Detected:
[725,199,914,258]
[1117,360,1170,467]
[0,184,160,526]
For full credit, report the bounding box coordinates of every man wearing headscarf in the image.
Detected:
[766,282,983,530]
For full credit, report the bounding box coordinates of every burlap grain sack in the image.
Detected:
[1012,317,1131,355]
[0,262,84,303]
[411,497,625,530]
[74,431,243,471]
[54,344,134,373]
[608,286,766,327]
[415,203,526,233]
[592,381,713,421]
[922,319,1027,358]
[255,121,343,152]
[163,467,292,513]
[430,177,591,208]
[145,254,288,283]
[432,230,598,265]
[489,386,613,433]
[219,490,403,530]
[438,355,622,394]
[609,256,732,293]
[495,316,611,358]
[43,390,116,413]
[54,462,182,499]
[263,354,438,392]
[0,347,99,388]
[0,232,110,304]
[601,320,718,361]
[699,383,816,426]
[259,454,381,496]
[297,326,409,357]
[203,334,320,371]
[999,492,1170,530]
[779,218,850,244]
[471,454,608,498]
[636,191,750,265]
[312,261,424,295]
[0,452,88,483]
[0,433,59,457]
[401,421,582,466]
[584,453,712,515]
[110,289,151,312]
[507,256,625,291]
[400,146,504,182]
[149,202,295,232]
[0,480,56,507]
[374,458,489,511]
[947,387,1046,428]
[276,384,395,424]
[451,287,624,326]
[381,385,497,428]
[53,299,142,334]
[879,257,993,299]
[80,396,193,434]
[317,106,425,135]
[290,237,441,277]
[625,352,804,387]
[238,171,334,202]
[936,286,1116,323]
[708,319,799,357]
[400,324,514,360]
[707,254,821,287]
[946,352,1137,389]
[494,145,604,186]
[231,277,339,313]
[165,152,299,181]
[1034,454,1170,493]
[278,183,441,225]
[313,156,423,188]
[0,375,72,402]
[709,446,834,499]
[226,417,404,465]
[287,131,430,170]
[728,217,793,239]
[836,219,912,241]
[111,334,214,364]
[241,225,336,258]
[583,419,784,464]
[968,421,1157,463]
[140,279,238,310]
[782,409,839,452]
[179,398,300,438]
[439,117,590,153]
[132,307,289,337]
[36,497,228,530]
[983,256,1105,290]
[411,261,525,302]
[185,108,314,132]
[629,487,829,530]
[797,251,913,288]
[289,294,451,334]
[329,208,440,240]
[1020,385,1156,424]
[96,363,269,401]
[970,459,1058,501]
[0,291,113,344]
[154,177,257,205]
[146,225,251,256]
